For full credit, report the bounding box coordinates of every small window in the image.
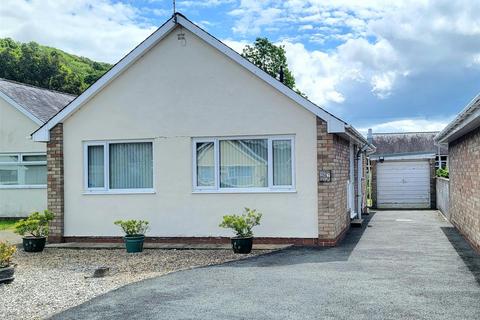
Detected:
[195,141,215,188]
[273,140,292,186]
[84,141,153,193]
[193,136,295,192]
[0,153,47,188]
[87,145,105,188]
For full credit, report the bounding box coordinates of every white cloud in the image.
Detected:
[0,0,156,63]
[226,0,480,111]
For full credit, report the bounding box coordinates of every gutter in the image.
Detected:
[345,124,376,154]
[435,93,480,144]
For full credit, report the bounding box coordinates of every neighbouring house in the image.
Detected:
[367,130,447,209]
[435,94,480,253]
[0,78,74,217]
[32,13,374,245]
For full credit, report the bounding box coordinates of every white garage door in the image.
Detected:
[377,160,430,209]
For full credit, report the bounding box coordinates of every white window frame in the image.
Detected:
[192,135,296,193]
[0,152,47,189]
[83,139,155,194]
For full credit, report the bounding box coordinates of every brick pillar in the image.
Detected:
[47,124,64,243]
[317,118,350,246]
[370,160,377,208]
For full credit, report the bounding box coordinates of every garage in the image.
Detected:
[377,160,431,209]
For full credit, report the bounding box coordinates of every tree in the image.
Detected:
[0,38,112,94]
[241,38,306,97]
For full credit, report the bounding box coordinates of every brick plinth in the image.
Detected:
[317,118,350,243]
[62,236,348,247]
[449,126,480,251]
[47,124,64,243]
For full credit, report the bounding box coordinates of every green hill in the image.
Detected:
[0,38,112,95]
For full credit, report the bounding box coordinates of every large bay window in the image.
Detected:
[193,136,295,192]
[84,141,154,193]
[0,153,47,188]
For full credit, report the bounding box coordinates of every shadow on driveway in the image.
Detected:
[226,213,375,268]
[441,226,480,285]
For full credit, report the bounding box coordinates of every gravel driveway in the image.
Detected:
[0,248,268,319]
[52,211,480,320]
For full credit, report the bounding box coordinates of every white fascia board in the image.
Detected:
[436,105,480,144]
[0,91,43,126]
[31,19,177,142]
[370,153,435,161]
[175,15,346,133]
[344,125,375,153]
[435,94,480,143]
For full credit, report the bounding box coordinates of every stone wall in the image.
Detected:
[47,124,64,243]
[317,118,350,245]
[449,126,480,252]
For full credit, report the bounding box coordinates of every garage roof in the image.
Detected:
[369,131,446,159]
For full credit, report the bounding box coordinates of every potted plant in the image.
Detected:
[114,219,149,253]
[0,241,16,284]
[14,210,54,252]
[219,208,262,254]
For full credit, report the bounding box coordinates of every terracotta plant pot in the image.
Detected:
[231,237,253,254]
[0,266,15,284]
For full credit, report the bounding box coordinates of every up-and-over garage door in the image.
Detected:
[377,160,430,209]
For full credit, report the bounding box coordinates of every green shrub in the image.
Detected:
[219,208,262,238]
[14,210,54,237]
[436,167,449,178]
[114,220,149,236]
[0,241,16,268]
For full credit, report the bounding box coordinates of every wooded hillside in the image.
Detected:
[0,38,111,94]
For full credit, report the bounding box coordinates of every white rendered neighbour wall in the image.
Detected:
[62,27,318,238]
[0,98,46,217]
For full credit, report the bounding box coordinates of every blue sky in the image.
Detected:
[2,0,480,134]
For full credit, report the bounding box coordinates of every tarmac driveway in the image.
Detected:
[52,210,480,320]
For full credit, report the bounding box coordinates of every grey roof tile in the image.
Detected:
[0,78,75,123]
[371,132,448,156]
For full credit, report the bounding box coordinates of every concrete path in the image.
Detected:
[52,211,480,320]
[0,230,21,244]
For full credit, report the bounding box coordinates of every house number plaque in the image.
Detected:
[319,170,332,183]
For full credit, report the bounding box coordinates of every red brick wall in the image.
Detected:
[47,124,64,243]
[449,126,480,252]
[317,118,350,244]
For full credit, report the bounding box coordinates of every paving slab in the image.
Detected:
[52,210,480,320]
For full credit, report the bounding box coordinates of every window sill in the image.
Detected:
[0,185,47,189]
[192,188,297,194]
[83,189,156,195]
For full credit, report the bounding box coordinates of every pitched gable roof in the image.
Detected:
[31,13,371,150]
[0,78,75,124]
